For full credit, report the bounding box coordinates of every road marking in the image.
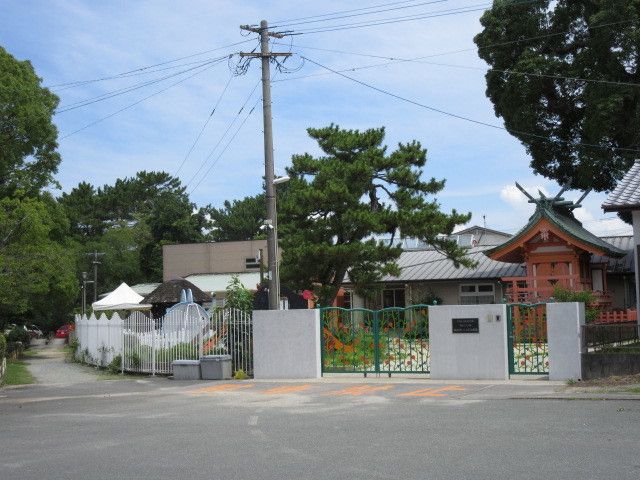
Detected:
[397,386,466,397]
[262,384,311,395]
[248,415,258,426]
[325,385,394,396]
[189,384,253,394]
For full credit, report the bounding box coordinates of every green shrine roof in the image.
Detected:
[486,184,626,262]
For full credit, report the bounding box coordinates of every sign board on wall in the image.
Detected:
[452,318,479,333]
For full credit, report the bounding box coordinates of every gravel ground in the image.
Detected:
[24,341,100,386]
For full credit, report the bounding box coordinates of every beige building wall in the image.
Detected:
[163,240,269,281]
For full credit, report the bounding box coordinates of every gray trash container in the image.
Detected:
[200,355,232,380]
[172,360,201,380]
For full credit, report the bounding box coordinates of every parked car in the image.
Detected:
[55,324,72,339]
[26,324,43,339]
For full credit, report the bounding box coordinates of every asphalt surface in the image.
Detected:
[1,349,640,479]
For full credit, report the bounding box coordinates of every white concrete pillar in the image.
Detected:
[547,302,585,381]
[428,304,508,380]
[252,309,321,379]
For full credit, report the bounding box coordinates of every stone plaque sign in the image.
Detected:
[452,317,479,333]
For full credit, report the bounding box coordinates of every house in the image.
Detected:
[602,160,640,322]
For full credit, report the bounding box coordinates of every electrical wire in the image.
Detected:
[57,56,230,113]
[272,0,431,25]
[278,43,640,88]
[272,18,636,83]
[184,80,262,188]
[174,74,235,177]
[271,0,448,28]
[46,38,256,89]
[188,97,261,195]
[301,56,640,154]
[290,3,492,35]
[60,59,225,139]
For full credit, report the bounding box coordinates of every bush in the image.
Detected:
[0,333,6,359]
[7,327,30,347]
[107,355,122,374]
[552,286,599,322]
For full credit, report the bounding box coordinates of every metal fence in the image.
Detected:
[75,307,253,376]
[321,305,430,375]
[582,323,640,353]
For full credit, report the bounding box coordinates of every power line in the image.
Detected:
[174,73,235,177]
[272,0,429,25]
[301,56,640,154]
[46,38,256,89]
[57,56,230,113]
[189,97,261,195]
[60,59,225,140]
[184,80,261,188]
[273,18,635,82]
[271,0,448,28]
[290,3,492,35]
[281,44,640,88]
[51,57,228,93]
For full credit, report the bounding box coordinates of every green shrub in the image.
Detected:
[107,355,122,374]
[0,333,6,359]
[6,327,30,347]
[552,286,599,323]
[128,352,141,368]
[233,369,249,380]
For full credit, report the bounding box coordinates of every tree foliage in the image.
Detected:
[279,125,472,305]
[207,195,266,242]
[223,275,254,313]
[60,171,209,290]
[475,0,640,191]
[0,195,78,329]
[0,46,61,197]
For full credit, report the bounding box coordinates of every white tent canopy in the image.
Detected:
[92,282,151,311]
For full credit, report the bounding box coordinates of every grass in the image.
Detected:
[2,359,35,386]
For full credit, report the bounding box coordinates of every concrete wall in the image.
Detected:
[547,302,585,381]
[252,309,321,379]
[163,240,268,281]
[428,304,508,380]
[582,353,640,380]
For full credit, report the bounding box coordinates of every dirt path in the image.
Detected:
[25,340,101,386]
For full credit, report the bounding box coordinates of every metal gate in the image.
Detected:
[507,303,549,375]
[320,305,430,376]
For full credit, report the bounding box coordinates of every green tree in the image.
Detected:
[61,171,209,287]
[223,275,253,313]
[279,125,472,306]
[207,195,266,242]
[0,195,78,329]
[474,0,640,192]
[0,46,61,197]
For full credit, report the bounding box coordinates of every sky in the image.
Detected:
[1,0,633,237]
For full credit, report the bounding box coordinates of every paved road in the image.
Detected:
[2,372,640,480]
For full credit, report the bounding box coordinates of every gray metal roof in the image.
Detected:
[381,246,524,283]
[602,161,640,211]
[592,236,635,274]
[379,234,635,283]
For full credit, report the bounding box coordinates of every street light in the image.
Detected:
[267,175,290,310]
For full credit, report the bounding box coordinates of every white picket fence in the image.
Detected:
[74,308,253,376]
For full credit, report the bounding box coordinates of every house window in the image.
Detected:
[383,288,405,308]
[459,284,495,304]
[245,257,260,269]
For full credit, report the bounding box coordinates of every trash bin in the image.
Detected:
[200,355,232,380]
[172,360,201,380]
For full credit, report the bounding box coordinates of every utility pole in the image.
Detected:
[240,20,291,310]
[86,251,104,303]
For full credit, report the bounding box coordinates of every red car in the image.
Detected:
[55,324,72,339]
